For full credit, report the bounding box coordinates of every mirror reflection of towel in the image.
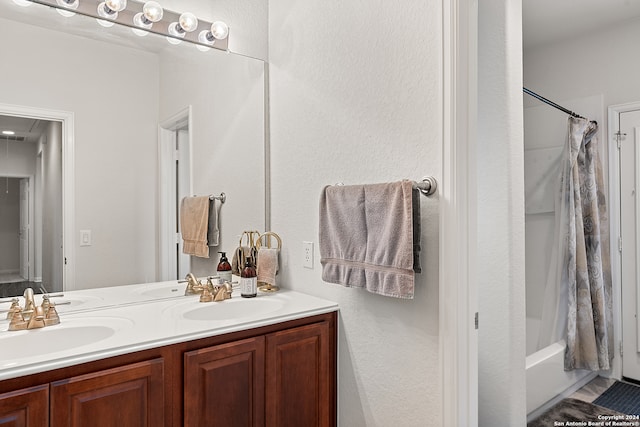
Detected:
[180,196,210,258]
[207,198,221,247]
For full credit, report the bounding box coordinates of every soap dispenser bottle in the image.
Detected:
[217,252,232,284]
[240,256,257,298]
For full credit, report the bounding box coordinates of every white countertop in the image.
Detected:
[0,283,338,381]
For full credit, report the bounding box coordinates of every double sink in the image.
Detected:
[0,281,333,381]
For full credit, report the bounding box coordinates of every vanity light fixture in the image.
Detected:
[55,0,78,17]
[2,131,15,135]
[32,0,229,52]
[132,1,163,36]
[167,11,198,44]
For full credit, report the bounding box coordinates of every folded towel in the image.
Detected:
[257,248,279,287]
[319,180,416,299]
[207,198,221,247]
[180,196,210,258]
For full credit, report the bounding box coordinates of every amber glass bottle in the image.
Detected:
[240,256,257,298]
[217,252,232,284]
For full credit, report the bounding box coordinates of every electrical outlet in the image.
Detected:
[303,241,314,269]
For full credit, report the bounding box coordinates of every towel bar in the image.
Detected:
[414,176,437,196]
[209,193,226,203]
[334,178,437,197]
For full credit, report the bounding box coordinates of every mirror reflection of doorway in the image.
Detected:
[0,116,62,297]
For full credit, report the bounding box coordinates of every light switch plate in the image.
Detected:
[80,230,92,247]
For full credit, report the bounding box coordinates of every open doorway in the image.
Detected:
[0,113,65,297]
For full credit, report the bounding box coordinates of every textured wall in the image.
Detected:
[268,0,443,424]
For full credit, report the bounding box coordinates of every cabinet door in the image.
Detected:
[184,336,264,427]
[50,358,164,427]
[0,385,48,427]
[266,321,334,427]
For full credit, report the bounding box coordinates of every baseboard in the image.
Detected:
[32,277,42,283]
[0,269,19,275]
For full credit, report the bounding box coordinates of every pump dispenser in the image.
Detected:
[217,251,232,284]
[240,256,257,298]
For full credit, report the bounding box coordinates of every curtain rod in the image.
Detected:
[523,87,587,120]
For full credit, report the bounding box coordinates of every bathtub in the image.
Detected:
[526,317,596,417]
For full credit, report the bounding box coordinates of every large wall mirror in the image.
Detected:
[0,0,267,297]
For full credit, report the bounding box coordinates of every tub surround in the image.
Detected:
[0,282,338,381]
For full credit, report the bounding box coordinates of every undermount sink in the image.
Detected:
[181,297,285,322]
[0,317,133,362]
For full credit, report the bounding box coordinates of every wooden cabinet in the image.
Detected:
[50,359,164,427]
[266,322,332,427]
[0,312,336,427]
[184,337,265,427]
[0,385,48,427]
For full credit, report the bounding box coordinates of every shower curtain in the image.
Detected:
[538,117,613,371]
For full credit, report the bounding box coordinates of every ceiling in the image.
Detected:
[0,116,50,144]
[523,0,640,50]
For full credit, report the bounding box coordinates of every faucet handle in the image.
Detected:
[8,307,27,331]
[44,305,60,326]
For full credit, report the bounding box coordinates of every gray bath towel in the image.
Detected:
[207,198,221,247]
[319,180,416,299]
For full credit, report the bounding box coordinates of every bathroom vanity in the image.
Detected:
[0,284,338,426]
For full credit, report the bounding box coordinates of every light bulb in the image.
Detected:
[198,30,214,45]
[133,1,162,35]
[55,0,77,16]
[178,12,198,32]
[97,2,117,20]
[105,0,126,12]
[211,21,228,40]
[142,1,163,22]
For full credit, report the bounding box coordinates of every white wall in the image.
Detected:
[478,0,527,425]
[0,17,160,289]
[0,179,20,274]
[269,0,442,425]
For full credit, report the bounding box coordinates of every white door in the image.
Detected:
[619,109,640,381]
[19,178,29,280]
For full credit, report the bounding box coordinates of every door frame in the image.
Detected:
[0,103,74,290]
[441,0,478,425]
[608,101,640,380]
[157,106,193,281]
